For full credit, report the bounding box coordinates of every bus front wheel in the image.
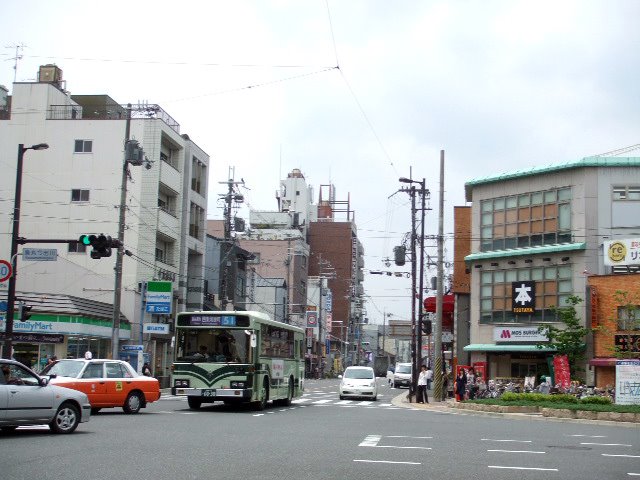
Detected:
[253,379,269,411]
[187,397,202,410]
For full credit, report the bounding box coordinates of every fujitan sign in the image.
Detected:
[493,327,548,342]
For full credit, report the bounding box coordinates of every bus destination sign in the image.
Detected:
[179,314,250,327]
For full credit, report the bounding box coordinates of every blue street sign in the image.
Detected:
[0,301,7,312]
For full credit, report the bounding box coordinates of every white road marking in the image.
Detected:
[354,460,421,465]
[566,434,607,438]
[489,466,558,472]
[379,403,393,407]
[603,454,640,458]
[488,449,546,454]
[387,436,433,439]
[627,473,640,476]
[482,439,532,443]
[372,445,432,450]
[359,401,374,406]
[253,414,265,417]
[335,400,353,405]
[312,399,333,404]
[359,435,381,447]
[581,443,632,447]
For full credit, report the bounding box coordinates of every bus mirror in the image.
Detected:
[250,333,257,348]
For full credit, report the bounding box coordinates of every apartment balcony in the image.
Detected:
[160,159,181,193]
[158,208,179,241]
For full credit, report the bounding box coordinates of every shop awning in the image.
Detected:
[464,344,557,352]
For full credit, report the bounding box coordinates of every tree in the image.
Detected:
[537,295,590,379]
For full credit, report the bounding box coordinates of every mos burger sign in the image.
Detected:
[493,327,548,343]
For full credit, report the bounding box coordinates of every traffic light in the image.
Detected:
[18,303,32,322]
[78,234,118,259]
[421,319,432,335]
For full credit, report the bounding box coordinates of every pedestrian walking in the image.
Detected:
[467,367,477,400]
[142,362,152,377]
[417,365,429,403]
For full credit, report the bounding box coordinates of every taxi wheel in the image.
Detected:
[187,397,202,409]
[91,408,101,415]
[123,392,143,414]
[49,402,80,434]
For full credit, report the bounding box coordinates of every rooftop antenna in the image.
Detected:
[5,43,26,84]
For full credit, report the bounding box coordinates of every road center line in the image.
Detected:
[489,466,558,471]
[581,443,632,447]
[488,449,546,454]
[603,454,640,458]
[482,439,532,443]
[354,460,421,465]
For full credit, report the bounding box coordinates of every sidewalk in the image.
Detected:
[391,389,639,426]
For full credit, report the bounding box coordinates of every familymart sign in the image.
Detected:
[145,281,172,314]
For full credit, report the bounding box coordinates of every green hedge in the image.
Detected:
[500,392,579,404]
[467,394,640,414]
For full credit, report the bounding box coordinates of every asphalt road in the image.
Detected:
[1,378,638,480]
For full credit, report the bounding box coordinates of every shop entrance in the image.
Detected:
[13,343,39,369]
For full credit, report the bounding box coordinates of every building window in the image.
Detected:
[480,187,572,252]
[613,185,640,201]
[71,189,90,202]
[479,266,572,324]
[189,202,204,240]
[617,305,640,331]
[68,242,87,253]
[74,140,93,153]
[191,156,206,195]
[158,190,176,216]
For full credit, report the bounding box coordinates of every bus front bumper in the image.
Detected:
[172,387,253,401]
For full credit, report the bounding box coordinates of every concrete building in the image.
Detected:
[0,66,208,379]
[462,157,640,384]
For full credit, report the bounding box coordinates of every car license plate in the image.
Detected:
[201,389,216,397]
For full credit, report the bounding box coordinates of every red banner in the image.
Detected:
[553,354,571,388]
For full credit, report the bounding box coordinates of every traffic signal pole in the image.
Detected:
[111,104,132,360]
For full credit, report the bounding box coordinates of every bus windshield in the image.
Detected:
[176,328,250,363]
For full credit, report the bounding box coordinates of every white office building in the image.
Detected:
[0,65,208,382]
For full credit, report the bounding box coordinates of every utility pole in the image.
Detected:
[218,170,244,310]
[409,184,418,396]
[433,150,445,402]
[111,104,132,360]
[417,178,426,373]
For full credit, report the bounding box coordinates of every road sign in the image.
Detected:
[23,248,57,261]
[145,281,172,314]
[0,301,7,312]
[0,260,12,283]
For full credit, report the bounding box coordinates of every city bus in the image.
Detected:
[171,311,305,410]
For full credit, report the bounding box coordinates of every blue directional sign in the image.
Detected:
[0,301,7,312]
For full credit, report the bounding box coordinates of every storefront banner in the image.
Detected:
[553,354,571,388]
[615,359,640,405]
[493,327,548,342]
[604,238,640,266]
[0,333,64,344]
[0,319,130,339]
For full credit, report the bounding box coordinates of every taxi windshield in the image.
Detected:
[344,368,374,379]
[41,360,84,378]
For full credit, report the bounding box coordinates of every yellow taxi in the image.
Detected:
[41,359,160,414]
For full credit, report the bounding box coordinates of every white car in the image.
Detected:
[0,359,91,434]
[392,362,412,388]
[339,366,377,400]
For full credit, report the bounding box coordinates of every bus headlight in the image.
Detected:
[230,381,246,388]
[174,379,190,387]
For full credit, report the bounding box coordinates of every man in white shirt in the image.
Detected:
[426,366,434,390]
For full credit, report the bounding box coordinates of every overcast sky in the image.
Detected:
[2,1,639,322]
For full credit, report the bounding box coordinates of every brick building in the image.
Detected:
[588,273,640,388]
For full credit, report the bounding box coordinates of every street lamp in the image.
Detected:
[3,143,49,359]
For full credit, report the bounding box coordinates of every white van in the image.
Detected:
[392,362,412,388]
